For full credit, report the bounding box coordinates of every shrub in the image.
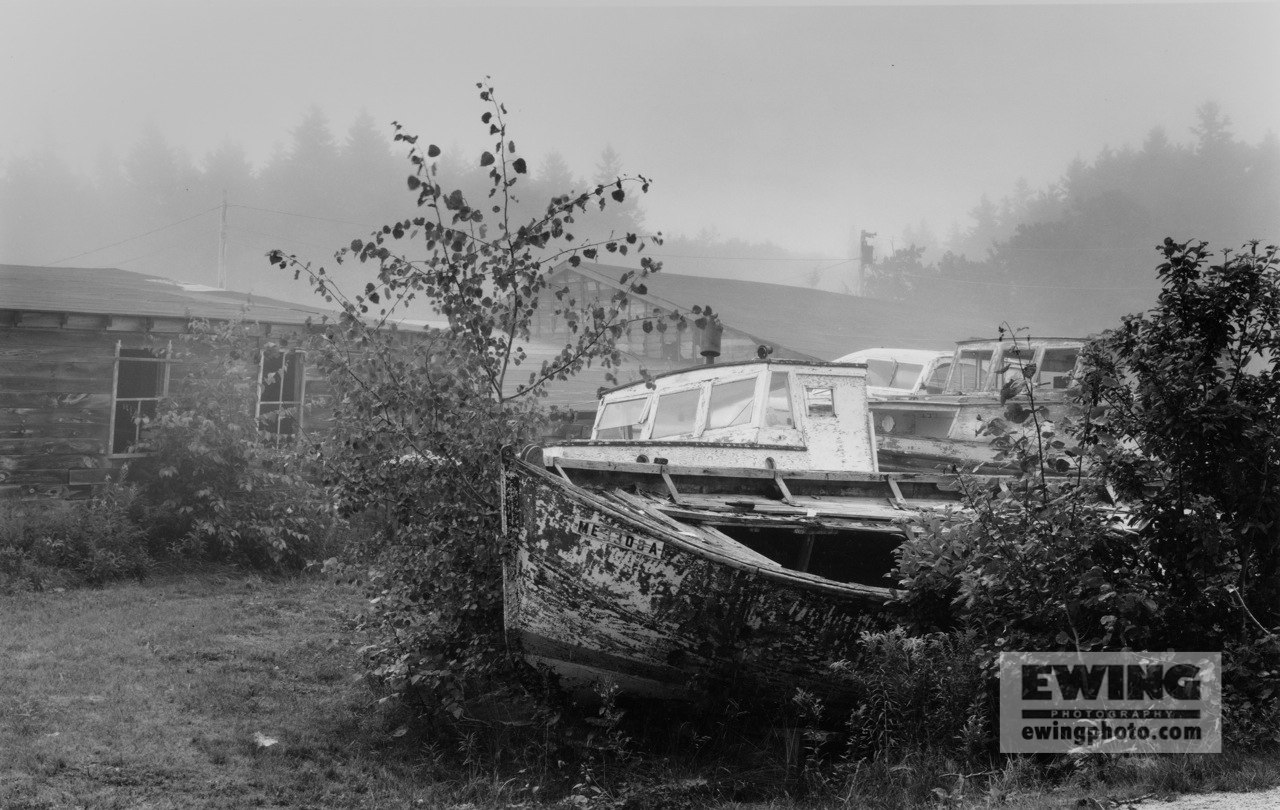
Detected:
[0,482,150,590]
[126,321,334,573]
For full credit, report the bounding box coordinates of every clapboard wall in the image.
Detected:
[0,311,332,500]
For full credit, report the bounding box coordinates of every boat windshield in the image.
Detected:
[865,359,925,390]
[595,396,649,440]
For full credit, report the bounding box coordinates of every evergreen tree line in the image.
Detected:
[869,102,1280,336]
[0,107,643,306]
[2,101,1275,335]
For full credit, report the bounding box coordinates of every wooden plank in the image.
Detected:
[68,468,115,485]
[0,483,72,501]
[0,469,69,486]
[0,453,105,472]
[0,438,108,456]
[0,343,117,362]
[0,373,114,393]
[0,392,113,410]
[0,358,117,379]
[0,328,121,349]
[0,409,110,430]
[0,424,110,442]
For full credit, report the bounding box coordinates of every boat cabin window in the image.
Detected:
[595,396,650,440]
[997,344,1038,388]
[924,361,951,394]
[1038,347,1080,389]
[707,377,757,430]
[948,349,993,393]
[651,388,702,439]
[765,371,794,427]
[804,386,834,417]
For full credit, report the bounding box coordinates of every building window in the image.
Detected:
[258,350,306,438]
[110,345,170,455]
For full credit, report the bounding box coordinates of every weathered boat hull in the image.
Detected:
[501,459,895,707]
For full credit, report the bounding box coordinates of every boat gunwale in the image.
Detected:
[508,456,896,602]
[596,358,869,398]
[542,454,965,486]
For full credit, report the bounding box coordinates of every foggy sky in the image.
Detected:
[3,1,1279,259]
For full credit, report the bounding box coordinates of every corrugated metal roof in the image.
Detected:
[555,261,996,361]
[0,264,337,326]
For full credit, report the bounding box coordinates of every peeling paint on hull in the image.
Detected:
[502,459,896,707]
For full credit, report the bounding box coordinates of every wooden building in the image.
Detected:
[0,264,345,501]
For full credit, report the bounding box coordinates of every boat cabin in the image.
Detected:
[832,348,953,399]
[942,337,1084,396]
[539,359,878,473]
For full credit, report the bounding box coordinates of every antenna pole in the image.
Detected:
[217,190,228,289]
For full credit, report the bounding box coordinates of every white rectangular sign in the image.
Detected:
[999,651,1221,753]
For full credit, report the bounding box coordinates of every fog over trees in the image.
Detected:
[2,101,1276,337]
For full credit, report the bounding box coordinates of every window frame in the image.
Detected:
[703,374,762,433]
[593,394,652,440]
[256,348,307,439]
[108,341,172,458]
[648,384,706,440]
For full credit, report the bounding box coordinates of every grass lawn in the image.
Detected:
[3,572,1279,810]
[0,572,464,810]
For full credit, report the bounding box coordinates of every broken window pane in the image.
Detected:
[805,386,834,417]
[112,348,166,454]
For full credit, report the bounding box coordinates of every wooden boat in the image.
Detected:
[500,358,966,708]
[865,338,1086,474]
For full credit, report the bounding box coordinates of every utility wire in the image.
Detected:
[229,203,375,228]
[883,268,1157,291]
[43,205,221,266]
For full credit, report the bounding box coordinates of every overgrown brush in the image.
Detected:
[831,629,993,764]
[0,482,150,591]
[125,320,337,573]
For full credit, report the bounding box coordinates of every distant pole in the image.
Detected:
[217,190,228,289]
[857,230,876,297]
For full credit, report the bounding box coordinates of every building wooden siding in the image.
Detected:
[0,315,333,501]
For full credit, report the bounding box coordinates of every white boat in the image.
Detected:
[861,338,1086,473]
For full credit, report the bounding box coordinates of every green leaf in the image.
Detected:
[512,158,527,174]
[611,189,626,202]
[427,144,441,158]
[480,151,495,167]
